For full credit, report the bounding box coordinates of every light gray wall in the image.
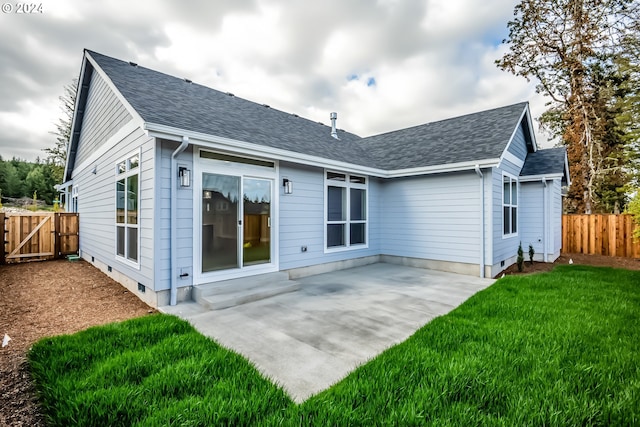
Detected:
[154,140,194,292]
[507,122,528,159]
[491,120,530,265]
[515,178,564,262]
[75,71,133,166]
[520,181,544,256]
[379,171,481,264]
[74,127,155,287]
[490,161,522,264]
[552,179,563,255]
[278,162,381,270]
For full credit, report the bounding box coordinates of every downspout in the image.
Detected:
[542,177,549,263]
[475,165,485,278]
[170,136,190,305]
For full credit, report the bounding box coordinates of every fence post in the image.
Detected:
[54,213,61,260]
[0,213,5,265]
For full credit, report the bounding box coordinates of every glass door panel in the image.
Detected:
[202,173,240,272]
[243,178,271,266]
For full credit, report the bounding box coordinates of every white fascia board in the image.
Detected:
[499,151,525,170]
[563,153,572,186]
[523,104,538,152]
[145,122,501,178]
[145,123,386,177]
[519,173,563,182]
[498,104,538,170]
[384,159,500,178]
[63,57,89,182]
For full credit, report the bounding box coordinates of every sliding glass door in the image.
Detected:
[201,174,272,274]
[243,178,271,266]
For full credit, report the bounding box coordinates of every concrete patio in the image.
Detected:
[161,263,494,402]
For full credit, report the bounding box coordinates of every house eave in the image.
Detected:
[519,173,564,182]
[144,122,500,178]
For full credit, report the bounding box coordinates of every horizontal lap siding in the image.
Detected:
[278,163,380,270]
[155,141,193,292]
[492,159,522,263]
[507,123,528,159]
[380,172,480,264]
[75,128,155,286]
[520,182,544,255]
[553,180,562,254]
[75,71,133,166]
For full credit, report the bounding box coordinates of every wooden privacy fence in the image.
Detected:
[1,212,79,264]
[562,214,640,258]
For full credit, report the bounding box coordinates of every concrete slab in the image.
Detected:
[160,263,494,403]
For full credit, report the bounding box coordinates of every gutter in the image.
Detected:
[474,165,485,278]
[170,136,190,305]
[542,177,549,263]
[144,122,500,179]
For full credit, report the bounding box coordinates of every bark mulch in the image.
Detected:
[0,259,155,427]
[1,254,639,426]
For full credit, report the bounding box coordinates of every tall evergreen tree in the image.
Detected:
[497,0,639,213]
[44,78,77,184]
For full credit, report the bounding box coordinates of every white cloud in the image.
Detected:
[0,0,557,162]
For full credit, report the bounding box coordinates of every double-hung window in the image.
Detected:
[326,171,367,249]
[503,173,518,236]
[116,152,140,264]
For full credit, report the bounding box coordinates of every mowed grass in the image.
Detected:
[29,265,640,426]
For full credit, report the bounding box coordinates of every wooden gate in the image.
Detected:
[1,212,79,264]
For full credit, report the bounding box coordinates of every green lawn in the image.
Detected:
[29,265,640,426]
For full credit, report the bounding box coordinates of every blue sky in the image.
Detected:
[0,0,552,162]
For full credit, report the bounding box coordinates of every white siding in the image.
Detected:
[278,163,381,270]
[491,163,521,264]
[75,71,133,166]
[379,172,481,264]
[74,127,155,287]
[552,179,563,256]
[154,141,193,292]
[520,182,545,257]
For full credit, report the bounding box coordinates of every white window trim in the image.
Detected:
[114,149,141,269]
[502,171,519,239]
[193,148,280,284]
[324,170,369,253]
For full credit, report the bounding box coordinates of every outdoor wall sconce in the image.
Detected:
[179,167,191,187]
[283,178,293,194]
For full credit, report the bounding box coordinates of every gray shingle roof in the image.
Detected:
[520,147,568,180]
[359,102,529,169]
[87,50,529,171]
[88,51,373,166]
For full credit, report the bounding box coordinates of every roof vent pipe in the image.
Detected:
[330,112,339,140]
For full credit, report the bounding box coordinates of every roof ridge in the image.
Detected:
[85,50,358,138]
[362,102,528,140]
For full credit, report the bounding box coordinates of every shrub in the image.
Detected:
[517,243,524,272]
[528,244,535,265]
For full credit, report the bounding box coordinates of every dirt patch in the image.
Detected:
[499,252,640,277]
[0,260,155,427]
[2,255,639,426]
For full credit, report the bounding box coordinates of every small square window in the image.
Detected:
[327,172,346,181]
[128,155,139,170]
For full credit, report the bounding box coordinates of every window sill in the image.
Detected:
[324,244,369,254]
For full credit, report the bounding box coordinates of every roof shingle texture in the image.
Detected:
[88,50,528,170]
[520,147,567,178]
